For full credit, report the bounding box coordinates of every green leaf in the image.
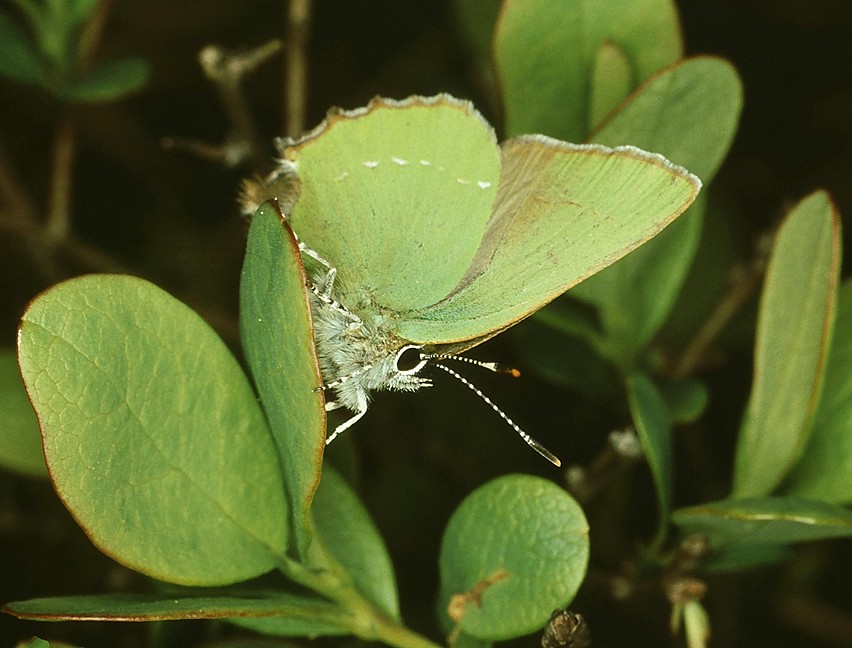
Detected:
[0,11,46,84]
[230,614,350,639]
[450,633,492,648]
[438,475,589,641]
[495,0,682,140]
[312,466,400,620]
[61,56,149,102]
[16,639,46,648]
[66,0,99,29]
[588,41,634,129]
[450,0,501,68]
[3,590,346,625]
[661,377,709,424]
[18,275,287,586]
[240,202,325,558]
[733,191,841,497]
[784,277,852,503]
[0,349,47,478]
[626,372,673,542]
[697,545,791,573]
[672,496,852,550]
[570,58,742,363]
[592,57,744,182]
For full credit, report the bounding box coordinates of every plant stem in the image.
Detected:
[197,41,281,170]
[45,114,76,244]
[0,138,36,224]
[669,248,768,380]
[285,0,312,137]
[275,543,443,648]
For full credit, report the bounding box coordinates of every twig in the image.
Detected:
[0,138,36,224]
[44,0,116,245]
[197,41,282,170]
[0,217,128,273]
[669,232,773,380]
[77,0,115,64]
[45,114,77,243]
[285,0,312,137]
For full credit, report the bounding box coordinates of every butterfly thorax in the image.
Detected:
[308,269,430,412]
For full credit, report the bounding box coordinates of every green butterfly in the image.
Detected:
[244,94,701,465]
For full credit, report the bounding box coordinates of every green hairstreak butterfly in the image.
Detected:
[243,94,701,465]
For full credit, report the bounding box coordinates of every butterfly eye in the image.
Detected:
[395,345,427,374]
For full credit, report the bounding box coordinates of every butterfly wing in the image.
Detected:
[394,135,702,347]
[276,95,500,313]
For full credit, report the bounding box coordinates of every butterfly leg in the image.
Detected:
[325,390,368,445]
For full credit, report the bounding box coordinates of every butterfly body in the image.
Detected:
[306,264,431,441]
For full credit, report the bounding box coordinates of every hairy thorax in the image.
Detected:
[308,269,428,412]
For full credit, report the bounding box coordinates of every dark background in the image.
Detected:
[1,1,850,646]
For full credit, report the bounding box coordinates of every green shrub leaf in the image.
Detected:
[18,275,287,585]
[570,58,742,364]
[0,11,46,84]
[672,497,852,550]
[784,277,852,503]
[312,466,400,620]
[626,372,673,540]
[588,41,633,129]
[3,590,345,625]
[733,191,841,497]
[61,56,150,102]
[0,349,47,478]
[495,0,682,141]
[240,202,325,558]
[438,475,588,641]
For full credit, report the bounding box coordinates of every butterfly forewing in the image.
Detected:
[395,136,701,345]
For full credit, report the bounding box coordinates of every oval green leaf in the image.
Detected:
[592,57,744,183]
[61,57,150,102]
[0,349,47,477]
[626,372,673,543]
[18,275,287,585]
[438,475,589,641]
[784,277,852,503]
[0,11,46,85]
[662,377,709,424]
[3,590,346,625]
[571,58,742,363]
[672,496,852,550]
[240,202,325,557]
[495,0,682,140]
[733,191,841,497]
[312,466,400,620]
[588,41,633,130]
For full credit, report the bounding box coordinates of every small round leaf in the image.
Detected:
[438,475,589,641]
